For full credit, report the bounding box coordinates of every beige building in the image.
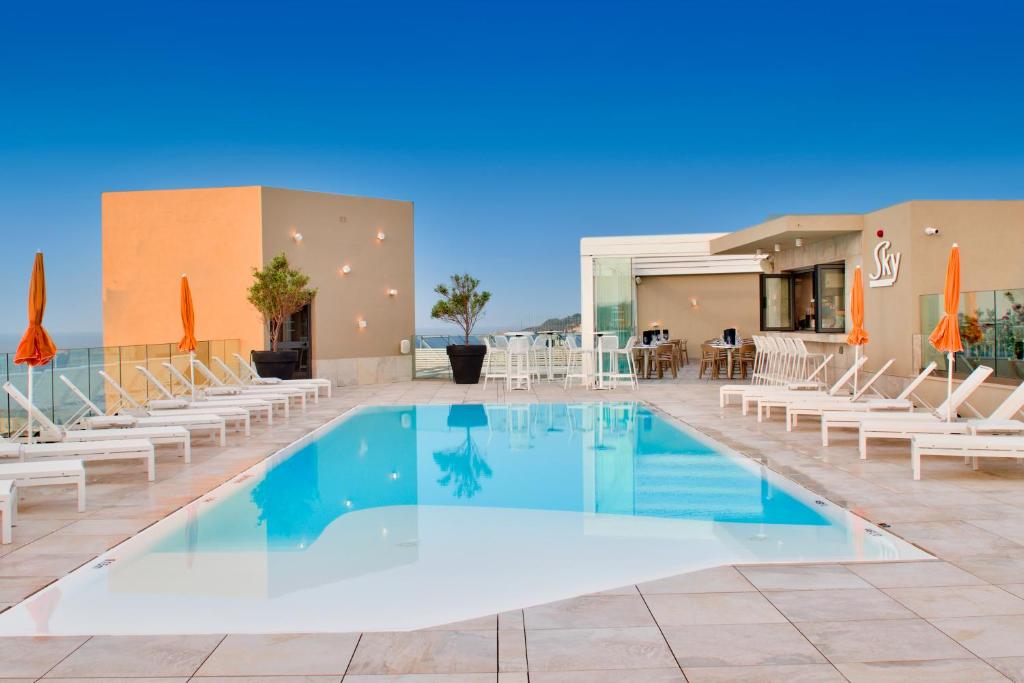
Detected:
[103,186,415,385]
[582,200,1024,411]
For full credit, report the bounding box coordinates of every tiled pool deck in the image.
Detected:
[4,370,1024,682]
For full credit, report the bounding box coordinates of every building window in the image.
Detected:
[760,263,845,333]
[920,287,1024,380]
[816,264,846,333]
[760,275,794,331]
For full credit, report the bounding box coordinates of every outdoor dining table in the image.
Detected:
[710,341,744,379]
[632,344,658,379]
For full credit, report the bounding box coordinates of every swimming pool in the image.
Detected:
[0,402,928,635]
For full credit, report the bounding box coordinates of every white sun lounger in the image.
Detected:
[232,353,332,398]
[200,357,318,403]
[3,381,190,464]
[0,459,85,512]
[783,360,935,432]
[720,353,833,408]
[59,375,228,447]
[0,437,155,483]
[859,379,1024,459]
[191,358,315,405]
[912,434,1024,480]
[0,479,14,543]
[98,370,255,433]
[165,361,305,411]
[134,366,279,423]
[213,356,321,402]
[752,356,869,421]
[768,359,894,429]
[151,364,291,418]
[820,365,995,446]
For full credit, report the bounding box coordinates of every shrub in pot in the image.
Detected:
[430,273,492,384]
[247,253,317,379]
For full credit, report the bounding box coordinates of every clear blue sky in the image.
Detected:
[1,1,1022,340]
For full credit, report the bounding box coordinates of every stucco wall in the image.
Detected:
[260,187,415,380]
[636,273,760,347]
[102,187,265,353]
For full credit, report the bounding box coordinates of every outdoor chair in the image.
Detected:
[654,343,677,379]
[699,343,726,379]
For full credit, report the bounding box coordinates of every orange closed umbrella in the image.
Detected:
[928,243,964,421]
[178,275,197,399]
[846,266,869,392]
[14,252,58,444]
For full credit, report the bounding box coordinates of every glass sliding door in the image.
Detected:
[593,257,635,359]
[760,274,794,331]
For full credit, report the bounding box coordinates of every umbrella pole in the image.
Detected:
[947,351,954,422]
[190,351,195,401]
[853,346,859,394]
[27,365,33,445]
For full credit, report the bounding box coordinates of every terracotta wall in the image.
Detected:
[636,273,760,347]
[102,187,264,353]
[260,187,415,363]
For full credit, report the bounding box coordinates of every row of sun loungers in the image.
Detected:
[720,355,1024,480]
[0,356,328,542]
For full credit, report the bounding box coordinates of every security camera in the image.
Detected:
[924,227,940,236]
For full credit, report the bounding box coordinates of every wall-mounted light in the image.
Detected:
[376,230,386,241]
[773,243,781,252]
[292,232,303,243]
[690,297,699,307]
[387,288,398,297]
[357,319,368,329]
[924,226,940,236]
[795,238,803,247]
[340,264,352,275]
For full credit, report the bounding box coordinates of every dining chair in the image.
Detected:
[654,343,678,379]
[699,343,727,380]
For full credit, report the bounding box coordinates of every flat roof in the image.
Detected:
[709,214,864,255]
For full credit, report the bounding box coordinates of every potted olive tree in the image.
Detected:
[430,273,491,384]
[247,253,316,379]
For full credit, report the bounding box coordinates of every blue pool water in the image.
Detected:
[0,402,929,636]
[156,403,827,555]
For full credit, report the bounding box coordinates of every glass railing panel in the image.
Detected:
[119,344,150,405]
[145,344,174,397]
[0,353,10,435]
[53,347,91,426]
[90,346,119,414]
[5,355,29,436]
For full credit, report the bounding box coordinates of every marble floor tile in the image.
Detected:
[637,565,755,594]
[525,626,676,671]
[764,588,916,622]
[662,623,825,668]
[47,634,225,677]
[797,619,972,663]
[682,663,846,682]
[528,669,685,682]
[0,635,88,677]
[885,585,1024,618]
[987,656,1024,682]
[196,633,360,676]
[835,658,1009,682]
[346,631,496,675]
[931,615,1024,658]
[524,594,655,630]
[738,564,872,591]
[645,591,787,626]
[846,560,985,588]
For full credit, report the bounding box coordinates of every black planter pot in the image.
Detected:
[446,345,487,384]
[251,350,299,380]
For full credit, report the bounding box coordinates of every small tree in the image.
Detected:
[247,254,317,351]
[430,273,492,345]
